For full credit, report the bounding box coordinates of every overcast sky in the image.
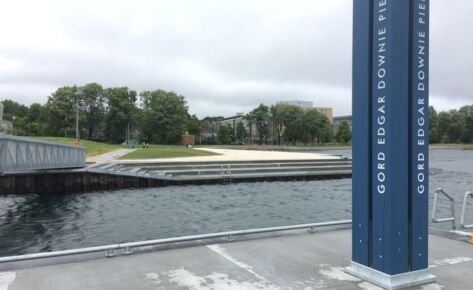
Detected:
[0,0,471,118]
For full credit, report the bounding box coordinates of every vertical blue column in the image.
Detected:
[371,0,410,275]
[352,0,372,267]
[352,0,431,281]
[410,0,430,271]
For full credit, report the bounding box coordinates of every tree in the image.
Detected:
[247,104,270,144]
[24,103,47,136]
[217,124,233,144]
[44,86,77,137]
[0,100,47,136]
[140,90,189,144]
[429,106,441,143]
[281,105,304,145]
[235,121,247,143]
[270,104,288,145]
[437,111,450,143]
[437,110,466,143]
[104,87,137,144]
[186,114,201,140]
[302,109,317,145]
[336,121,352,144]
[79,83,106,139]
[200,116,222,145]
[244,113,255,144]
[315,113,332,144]
[0,99,29,121]
[459,105,473,143]
[448,110,466,143]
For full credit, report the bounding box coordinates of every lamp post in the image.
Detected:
[12,115,16,136]
[0,102,4,122]
[74,91,80,145]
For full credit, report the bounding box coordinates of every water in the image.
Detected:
[0,149,472,256]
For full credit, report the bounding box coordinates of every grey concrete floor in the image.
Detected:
[1,228,472,290]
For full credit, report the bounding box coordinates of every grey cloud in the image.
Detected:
[0,0,471,118]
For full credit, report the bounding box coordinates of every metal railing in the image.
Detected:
[460,191,473,229]
[0,219,352,264]
[432,188,456,230]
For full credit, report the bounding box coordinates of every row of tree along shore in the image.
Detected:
[1,83,472,145]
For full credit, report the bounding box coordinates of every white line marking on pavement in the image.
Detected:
[0,272,16,290]
[206,244,277,287]
[430,256,473,268]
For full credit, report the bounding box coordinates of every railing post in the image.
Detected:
[431,188,456,230]
[460,191,473,229]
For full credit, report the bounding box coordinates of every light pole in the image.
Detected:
[12,115,16,135]
[74,91,80,145]
[126,123,130,145]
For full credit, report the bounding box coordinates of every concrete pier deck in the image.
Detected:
[1,227,471,289]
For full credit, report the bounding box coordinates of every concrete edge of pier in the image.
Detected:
[0,225,471,290]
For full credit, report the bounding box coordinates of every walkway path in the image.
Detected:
[87,149,135,163]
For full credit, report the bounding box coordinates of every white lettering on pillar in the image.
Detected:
[416,0,428,195]
[375,0,388,195]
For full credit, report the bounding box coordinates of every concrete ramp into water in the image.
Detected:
[88,159,352,183]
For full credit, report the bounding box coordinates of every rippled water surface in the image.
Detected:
[0,148,472,256]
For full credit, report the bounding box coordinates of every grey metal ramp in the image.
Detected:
[0,136,86,173]
[2,229,472,289]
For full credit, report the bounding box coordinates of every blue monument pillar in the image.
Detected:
[347,0,435,288]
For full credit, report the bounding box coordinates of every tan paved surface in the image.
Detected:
[119,148,339,163]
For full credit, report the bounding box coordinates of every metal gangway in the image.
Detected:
[0,135,86,173]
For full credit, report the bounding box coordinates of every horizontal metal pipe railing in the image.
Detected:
[0,219,352,263]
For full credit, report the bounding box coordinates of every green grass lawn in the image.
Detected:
[119,145,220,160]
[31,137,123,157]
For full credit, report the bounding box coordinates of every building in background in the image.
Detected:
[217,113,262,143]
[216,101,337,144]
[0,102,13,134]
[333,115,352,134]
[218,113,245,136]
[180,134,196,146]
[314,107,333,123]
[278,100,313,109]
[278,100,333,123]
